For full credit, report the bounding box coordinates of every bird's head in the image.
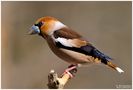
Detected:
[29,16,66,37]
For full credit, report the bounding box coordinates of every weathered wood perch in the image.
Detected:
[47,65,77,89]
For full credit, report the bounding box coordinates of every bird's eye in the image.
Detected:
[34,21,44,28]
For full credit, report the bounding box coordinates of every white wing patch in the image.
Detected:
[55,37,73,47]
[53,36,87,48]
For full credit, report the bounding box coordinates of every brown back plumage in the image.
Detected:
[54,27,82,39]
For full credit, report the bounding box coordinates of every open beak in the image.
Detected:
[28,25,40,35]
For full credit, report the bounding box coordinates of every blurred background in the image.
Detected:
[1,1,132,89]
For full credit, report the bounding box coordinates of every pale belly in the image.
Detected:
[46,37,95,65]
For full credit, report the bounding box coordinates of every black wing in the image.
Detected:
[56,41,112,64]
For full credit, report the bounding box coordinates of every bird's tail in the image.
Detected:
[92,48,124,74]
[106,61,124,74]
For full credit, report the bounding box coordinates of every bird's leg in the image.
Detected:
[62,64,78,78]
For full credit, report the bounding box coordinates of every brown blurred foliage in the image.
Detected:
[1,1,132,89]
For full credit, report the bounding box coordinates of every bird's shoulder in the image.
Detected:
[53,27,82,39]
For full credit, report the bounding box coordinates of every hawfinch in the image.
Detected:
[29,16,124,75]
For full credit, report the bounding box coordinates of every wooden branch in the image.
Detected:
[47,65,77,89]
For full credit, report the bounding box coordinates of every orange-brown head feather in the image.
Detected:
[35,16,58,24]
[35,16,66,35]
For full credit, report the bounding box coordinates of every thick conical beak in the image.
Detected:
[28,25,40,35]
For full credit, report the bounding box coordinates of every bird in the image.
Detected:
[29,16,124,77]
